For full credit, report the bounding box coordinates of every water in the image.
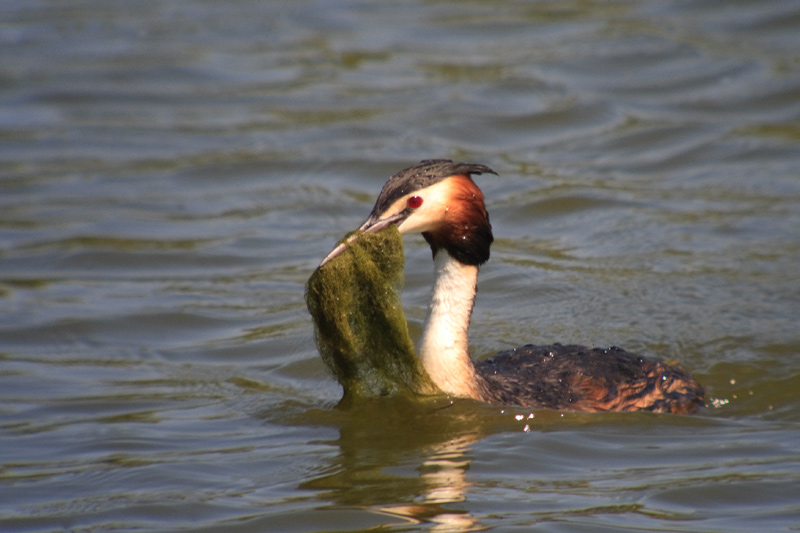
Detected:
[2,0,799,531]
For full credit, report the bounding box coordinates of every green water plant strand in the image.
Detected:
[305,226,440,401]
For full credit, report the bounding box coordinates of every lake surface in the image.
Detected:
[2,1,799,531]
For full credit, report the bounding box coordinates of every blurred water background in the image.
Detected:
[1,1,799,531]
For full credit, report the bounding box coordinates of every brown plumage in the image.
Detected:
[476,344,703,414]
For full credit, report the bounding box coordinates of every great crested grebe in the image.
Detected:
[320,160,704,414]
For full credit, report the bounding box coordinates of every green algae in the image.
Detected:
[305,226,440,401]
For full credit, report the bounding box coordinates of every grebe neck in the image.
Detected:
[418,250,483,399]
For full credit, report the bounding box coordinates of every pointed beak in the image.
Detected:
[319,211,408,267]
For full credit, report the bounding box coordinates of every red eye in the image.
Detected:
[407,195,423,209]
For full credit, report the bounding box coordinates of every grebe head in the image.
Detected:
[321,159,496,267]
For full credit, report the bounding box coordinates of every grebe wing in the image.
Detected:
[476,343,704,414]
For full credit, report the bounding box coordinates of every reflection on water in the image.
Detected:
[2,0,800,531]
[297,398,495,532]
[379,435,477,533]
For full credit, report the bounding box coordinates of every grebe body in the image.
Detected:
[321,160,704,414]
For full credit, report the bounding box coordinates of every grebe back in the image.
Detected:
[320,160,704,414]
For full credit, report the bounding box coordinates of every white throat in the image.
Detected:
[418,250,482,399]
